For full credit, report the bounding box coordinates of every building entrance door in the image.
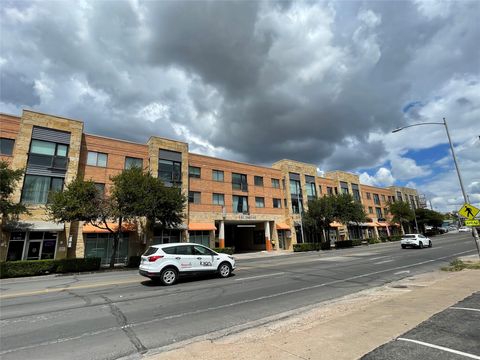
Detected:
[26,241,41,260]
[278,231,287,250]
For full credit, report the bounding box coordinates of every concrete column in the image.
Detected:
[374,225,380,239]
[386,225,391,237]
[265,221,272,251]
[219,220,225,248]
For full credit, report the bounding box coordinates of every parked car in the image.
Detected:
[436,227,448,234]
[447,226,458,231]
[400,234,432,249]
[139,243,236,285]
[458,226,471,232]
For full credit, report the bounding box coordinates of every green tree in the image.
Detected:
[415,208,444,231]
[0,160,29,222]
[47,167,185,268]
[388,200,414,234]
[304,194,366,248]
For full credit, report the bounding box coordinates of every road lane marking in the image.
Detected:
[394,270,410,275]
[373,260,393,265]
[235,272,285,281]
[397,338,480,359]
[0,249,475,355]
[0,278,141,299]
[450,307,480,312]
[370,256,389,261]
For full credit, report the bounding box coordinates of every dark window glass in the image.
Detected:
[159,159,182,186]
[175,245,193,255]
[95,183,105,196]
[125,157,143,169]
[0,138,15,155]
[373,194,380,205]
[87,151,107,167]
[368,206,373,214]
[376,207,383,218]
[193,245,214,255]
[273,198,282,208]
[232,173,248,191]
[144,247,159,256]
[188,191,201,204]
[212,193,224,205]
[189,166,201,178]
[6,241,24,261]
[271,178,280,188]
[340,181,349,194]
[255,197,265,208]
[366,192,371,200]
[254,176,264,186]
[41,240,56,259]
[162,246,176,255]
[232,195,248,213]
[21,175,64,204]
[212,170,224,182]
[327,187,333,195]
[29,232,44,240]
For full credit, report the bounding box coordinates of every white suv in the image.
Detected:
[139,243,236,285]
[400,234,432,249]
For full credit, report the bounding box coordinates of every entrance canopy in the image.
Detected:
[188,223,217,231]
[276,223,290,230]
[5,221,64,232]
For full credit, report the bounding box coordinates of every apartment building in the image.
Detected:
[0,110,420,264]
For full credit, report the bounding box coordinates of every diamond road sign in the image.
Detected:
[458,203,480,220]
[465,219,480,227]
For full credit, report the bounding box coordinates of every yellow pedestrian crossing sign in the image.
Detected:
[458,203,479,220]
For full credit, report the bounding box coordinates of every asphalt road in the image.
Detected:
[0,232,477,360]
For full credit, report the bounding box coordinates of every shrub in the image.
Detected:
[56,258,101,273]
[0,258,101,278]
[0,260,57,278]
[367,238,381,244]
[293,243,318,252]
[127,256,141,268]
[320,242,331,250]
[351,239,363,246]
[213,247,235,255]
[389,235,401,242]
[334,240,353,249]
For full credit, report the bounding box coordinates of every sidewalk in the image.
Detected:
[144,266,479,360]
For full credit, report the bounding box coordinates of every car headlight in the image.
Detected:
[228,255,234,260]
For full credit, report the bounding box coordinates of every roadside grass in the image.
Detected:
[441,258,480,272]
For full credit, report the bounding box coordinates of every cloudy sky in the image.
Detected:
[1,0,479,212]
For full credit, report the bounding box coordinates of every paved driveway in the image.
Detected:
[361,292,480,360]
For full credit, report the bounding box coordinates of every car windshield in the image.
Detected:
[403,235,416,238]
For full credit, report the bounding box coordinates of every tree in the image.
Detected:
[388,201,414,234]
[47,167,186,268]
[0,160,29,222]
[304,194,367,248]
[415,208,444,231]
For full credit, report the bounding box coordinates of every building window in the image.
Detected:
[327,187,333,195]
[373,194,380,205]
[0,138,14,155]
[189,166,201,178]
[381,194,386,202]
[351,183,361,202]
[305,175,316,201]
[254,176,264,187]
[212,170,224,182]
[273,198,282,208]
[318,185,322,195]
[368,206,373,214]
[29,139,68,170]
[188,191,201,204]
[340,181,349,194]
[85,232,129,266]
[87,151,107,167]
[189,231,210,247]
[409,194,416,209]
[232,173,248,191]
[366,192,371,200]
[212,193,225,205]
[159,159,181,186]
[21,175,64,204]
[232,195,248,213]
[291,197,303,214]
[284,198,287,207]
[375,207,383,219]
[271,178,280,189]
[125,157,143,169]
[255,197,265,208]
[95,183,105,196]
[397,191,402,201]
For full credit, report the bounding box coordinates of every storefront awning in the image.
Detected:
[188,223,217,231]
[82,222,137,234]
[5,221,65,232]
[276,223,290,230]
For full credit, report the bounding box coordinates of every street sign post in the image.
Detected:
[458,203,479,220]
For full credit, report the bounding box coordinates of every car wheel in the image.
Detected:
[428,240,432,248]
[418,241,423,249]
[160,267,178,286]
[218,262,232,278]
[401,245,406,249]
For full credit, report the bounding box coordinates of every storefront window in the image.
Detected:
[189,231,210,247]
[84,233,129,266]
[6,232,26,261]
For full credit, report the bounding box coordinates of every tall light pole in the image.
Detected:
[392,117,480,258]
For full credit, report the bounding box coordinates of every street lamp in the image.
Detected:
[392,117,480,258]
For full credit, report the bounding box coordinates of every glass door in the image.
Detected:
[26,241,42,260]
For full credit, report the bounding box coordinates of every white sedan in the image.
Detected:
[139,243,235,285]
[400,234,432,249]
[458,226,471,232]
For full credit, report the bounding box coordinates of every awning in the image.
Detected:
[276,223,290,230]
[188,223,217,231]
[5,221,65,232]
[329,221,343,228]
[82,222,137,234]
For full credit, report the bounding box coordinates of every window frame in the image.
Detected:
[273,198,282,208]
[271,178,280,189]
[21,175,64,204]
[212,193,225,205]
[87,151,108,167]
[189,166,201,178]
[188,191,201,204]
[0,138,15,155]
[212,170,224,182]
[255,197,265,208]
[254,176,264,187]
[124,156,143,170]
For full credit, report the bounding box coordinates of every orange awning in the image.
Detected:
[188,223,217,231]
[276,223,290,230]
[82,222,137,233]
[330,221,343,228]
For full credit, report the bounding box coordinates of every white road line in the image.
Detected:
[394,270,410,275]
[397,338,480,359]
[374,260,393,265]
[370,256,388,261]
[235,272,285,281]
[450,307,480,313]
